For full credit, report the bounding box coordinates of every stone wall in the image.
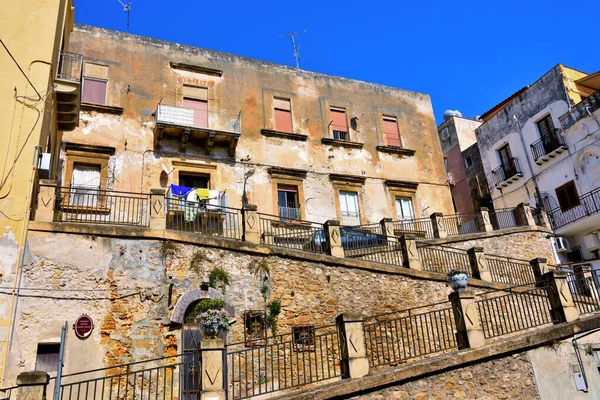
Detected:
[348,353,540,400]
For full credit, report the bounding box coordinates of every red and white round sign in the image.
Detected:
[73,314,94,340]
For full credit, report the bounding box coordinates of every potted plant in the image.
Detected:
[196,308,230,339]
[448,269,468,291]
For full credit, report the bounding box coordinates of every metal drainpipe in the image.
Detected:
[513,115,543,208]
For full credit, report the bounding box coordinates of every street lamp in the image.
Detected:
[242,168,255,206]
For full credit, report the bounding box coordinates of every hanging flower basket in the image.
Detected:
[448,269,468,291]
[196,309,230,339]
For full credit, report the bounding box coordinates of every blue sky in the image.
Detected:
[75,0,599,124]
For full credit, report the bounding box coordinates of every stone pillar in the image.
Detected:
[448,290,485,350]
[517,202,536,227]
[541,270,580,324]
[468,247,491,281]
[380,218,395,239]
[538,209,552,229]
[149,189,166,230]
[336,313,369,379]
[242,204,260,244]
[200,339,225,400]
[16,371,49,400]
[430,212,447,239]
[476,208,494,232]
[400,235,422,270]
[35,179,57,222]
[530,258,548,284]
[324,220,344,258]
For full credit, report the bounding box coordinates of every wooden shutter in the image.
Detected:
[82,78,107,105]
[556,181,580,212]
[275,109,293,133]
[183,98,208,128]
[330,109,347,132]
[383,117,401,147]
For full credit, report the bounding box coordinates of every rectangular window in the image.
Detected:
[292,325,315,352]
[178,172,210,189]
[82,78,107,105]
[277,184,299,220]
[244,310,266,345]
[395,197,415,220]
[274,98,293,133]
[183,97,208,128]
[35,344,60,373]
[555,180,580,212]
[70,164,101,206]
[383,116,401,147]
[536,114,555,139]
[465,156,473,168]
[330,108,348,140]
[339,191,361,226]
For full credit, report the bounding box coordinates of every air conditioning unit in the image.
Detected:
[583,234,600,252]
[38,153,51,179]
[554,237,570,253]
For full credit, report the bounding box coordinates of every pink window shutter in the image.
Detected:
[383,119,401,147]
[275,109,293,133]
[183,98,208,128]
[82,79,107,105]
[331,109,347,132]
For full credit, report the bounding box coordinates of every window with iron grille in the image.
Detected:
[35,343,60,372]
[292,325,315,351]
[555,180,580,212]
[277,184,300,220]
[244,310,267,345]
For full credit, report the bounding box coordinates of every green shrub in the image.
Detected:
[209,266,231,294]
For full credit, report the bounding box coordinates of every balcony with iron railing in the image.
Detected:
[154,104,241,155]
[492,157,523,188]
[530,129,567,165]
[54,50,83,131]
[340,211,361,226]
[547,187,600,232]
[278,202,301,221]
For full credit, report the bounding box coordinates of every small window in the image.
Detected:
[274,98,293,133]
[178,173,210,189]
[292,325,315,352]
[441,127,450,140]
[244,310,266,346]
[277,184,299,220]
[82,78,107,105]
[330,107,348,140]
[395,197,415,220]
[555,181,580,212]
[339,191,361,226]
[536,114,556,138]
[35,343,60,373]
[383,116,401,147]
[70,164,101,206]
[465,156,473,168]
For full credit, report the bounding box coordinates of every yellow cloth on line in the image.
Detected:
[197,188,210,200]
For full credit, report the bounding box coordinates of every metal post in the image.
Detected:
[53,322,67,400]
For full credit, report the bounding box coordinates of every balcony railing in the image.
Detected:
[155,104,241,133]
[278,203,300,221]
[56,51,83,82]
[547,187,600,229]
[492,157,522,187]
[530,130,567,164]
[340,211,361,226]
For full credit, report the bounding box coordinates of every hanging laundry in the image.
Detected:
[208,190,220,207]
[197,188,210,201]
[184,190,199,222]
[170,184,193,196]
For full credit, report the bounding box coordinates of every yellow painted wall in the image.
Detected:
[0,0,74,383]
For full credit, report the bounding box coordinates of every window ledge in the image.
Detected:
[261,129,308,141]
[81,103,124,115]
[376,146,416,156]
[321,138,364,149]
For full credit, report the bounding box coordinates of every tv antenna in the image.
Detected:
[116,0,132,32]
[282,30,306,69]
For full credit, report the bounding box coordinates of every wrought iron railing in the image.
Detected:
[392,217,435,239]
[417,244,471,276]
[342,225,404,267]
[547,187,600,229]
[340,211,361,226]
[476,283,555,339]
[166,196,242,240]
[56,50,83,82]
[156,104,241,133]
[363,301,459,368]
[486,254,536,286]
[492,157,522,186]
[488,207,526,230]
[530,130,566,162]
[443,212,479,236]
[0,387,16,400]
[258,213,326,254]
[226,325,341,399]
[54,186,150,227]
[278,203,301,220]
[57,352,195,400]
[566,271,600,315]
